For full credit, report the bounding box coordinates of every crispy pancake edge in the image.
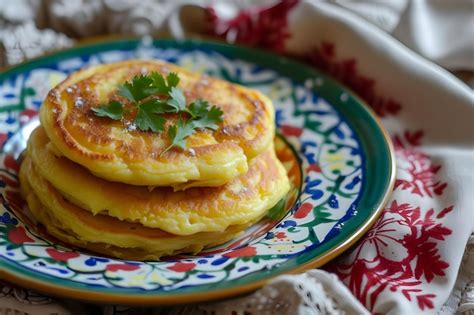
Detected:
[28,126,290,235]
[19,157,254,259]
[40,59,275,186]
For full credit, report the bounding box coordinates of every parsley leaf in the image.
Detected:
[91,100,124,120]
[118,75,153,102]
[167,87,186,112]
[92,71,224,151]
[161,119,195,155]
[187,100,210,118]
[166,72,180,90]
[140,98,172,114]
[191,105,224,130]
[149,72,180,94]
[134,100,167,132]
[150,72,168,94]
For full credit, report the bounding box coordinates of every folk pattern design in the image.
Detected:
[205,1,454,311]
[0,47,364,290]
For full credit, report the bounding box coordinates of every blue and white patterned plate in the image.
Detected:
[0,39,395,304]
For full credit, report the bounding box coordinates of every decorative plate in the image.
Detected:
[0,38,395,305]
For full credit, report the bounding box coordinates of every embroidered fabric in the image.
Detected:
[174,271,369,315]
[438,236,474,315]
[0,270,368,315]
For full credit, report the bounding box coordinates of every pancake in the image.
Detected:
[28,126,290,236]
[19,157,256,260]
[40,59,275,188]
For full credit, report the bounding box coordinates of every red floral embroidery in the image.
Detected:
[393,130,447,198]
[206,0,299,52]
[393,130,424,147]
[207,3,401,118]
[416,294,436,310]
[327,201,452,311]
[436,206,453,219]
[303,42,402,117]
[0,6,454,312]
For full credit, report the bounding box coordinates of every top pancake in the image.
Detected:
[40,59,275,187]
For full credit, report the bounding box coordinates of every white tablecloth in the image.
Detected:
[1,1,473,314]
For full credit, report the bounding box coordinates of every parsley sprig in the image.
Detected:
[91,72,223,154]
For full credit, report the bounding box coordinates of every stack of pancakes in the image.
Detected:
[20,60,290,260]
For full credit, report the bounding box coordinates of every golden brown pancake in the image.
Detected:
[19,157,257,260]
[28,126,290,236]
[40,59,275,187]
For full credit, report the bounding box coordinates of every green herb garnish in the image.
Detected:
[134,99,167,133]
[91,71,223,154]
[91,100,124,120]
[162,119,195,156]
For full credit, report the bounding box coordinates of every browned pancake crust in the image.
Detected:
[28,126,290,235]
[40,60,274,186]
[19,157,257,260]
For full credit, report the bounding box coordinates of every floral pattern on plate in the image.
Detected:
[0,40,389,299]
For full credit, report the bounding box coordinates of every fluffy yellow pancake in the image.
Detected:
[28,127,290,236]
[40,59,275,188]
[19,157,257,260]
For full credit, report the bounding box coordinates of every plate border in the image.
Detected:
[0,38,396,305]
